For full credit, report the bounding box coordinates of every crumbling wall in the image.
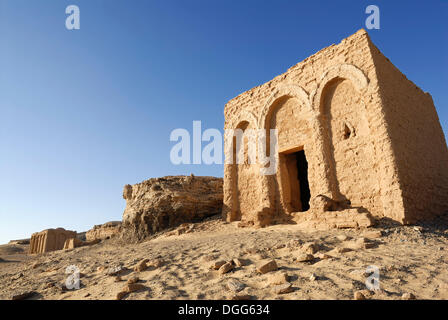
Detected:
[86,221,122,241]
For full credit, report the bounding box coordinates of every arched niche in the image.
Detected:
[313,64,380,213]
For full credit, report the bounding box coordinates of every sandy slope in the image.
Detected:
[1,215,447,300]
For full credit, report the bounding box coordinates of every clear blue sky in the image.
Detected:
[0,0,447,244]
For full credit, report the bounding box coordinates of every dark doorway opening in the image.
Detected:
[295,150,310,211]
[282,149,311,212]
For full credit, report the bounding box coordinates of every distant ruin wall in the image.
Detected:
[86,221,122,241]
[29,228,77,254]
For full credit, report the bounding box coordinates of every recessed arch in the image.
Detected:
[225,110,258,130]
[258,83,311,129]
[310,64,369,114]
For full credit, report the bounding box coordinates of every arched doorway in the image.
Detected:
[266,96,312,215]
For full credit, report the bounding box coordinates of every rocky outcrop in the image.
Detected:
[8,239,30,245]
[122,175,223,239]
[86,221,122,241]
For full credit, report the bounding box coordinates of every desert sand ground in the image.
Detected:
[1,215,447,300]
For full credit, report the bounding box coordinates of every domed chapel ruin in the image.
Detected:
[222,29,448,229]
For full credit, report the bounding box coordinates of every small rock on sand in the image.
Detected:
[296,253,314,262]
[274,283,293,294]
[116,291,127,300]
[336,235,349,241]
[362,230,382,239]
[226,279,245,292]
[256,260,278,274]
[127,276,139,284]
[211,260,227,270]
[125,283,146,293]
[354,291,366,300]
[219,262,234,275]
[232,258,245,267]
[402,292,416,300]
[11,291,38,300]
[147,259,164,268]
[268,272,289,285]
[134,259,149,272]
[301,242,319,254]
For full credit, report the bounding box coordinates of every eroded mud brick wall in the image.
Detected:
[223,29,447,226]
[29,229,77,254]
[368,44,448,223]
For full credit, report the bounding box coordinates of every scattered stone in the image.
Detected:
[301,242,319,254]
[309,273,317,281]
[352,238,375,249]
[232,258,244,267]
[336,235,349,241]
[362,230,383,239]
[11,291,38,300]
[219,262,234,275]
[311,194,341,212]
[316,253,332,260]
[256,260,278,274]
[274,282,293,294]
[32,262,42,269]
[114,276,122,282]
[84,293,91,298]
[147,259,164,268]
[134,259,149,272]
[127,276,139,284]
[226,279,245,292]
[296,253,314,262]
[402,292,416,300]
[116,291,127,300]
[413,226,423,233]
[268,272,289,285]
[211,260,227,270]
[354,291,366,300]
[331,247,353,254]
[125,283,146,293]
[107,265,126,276]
